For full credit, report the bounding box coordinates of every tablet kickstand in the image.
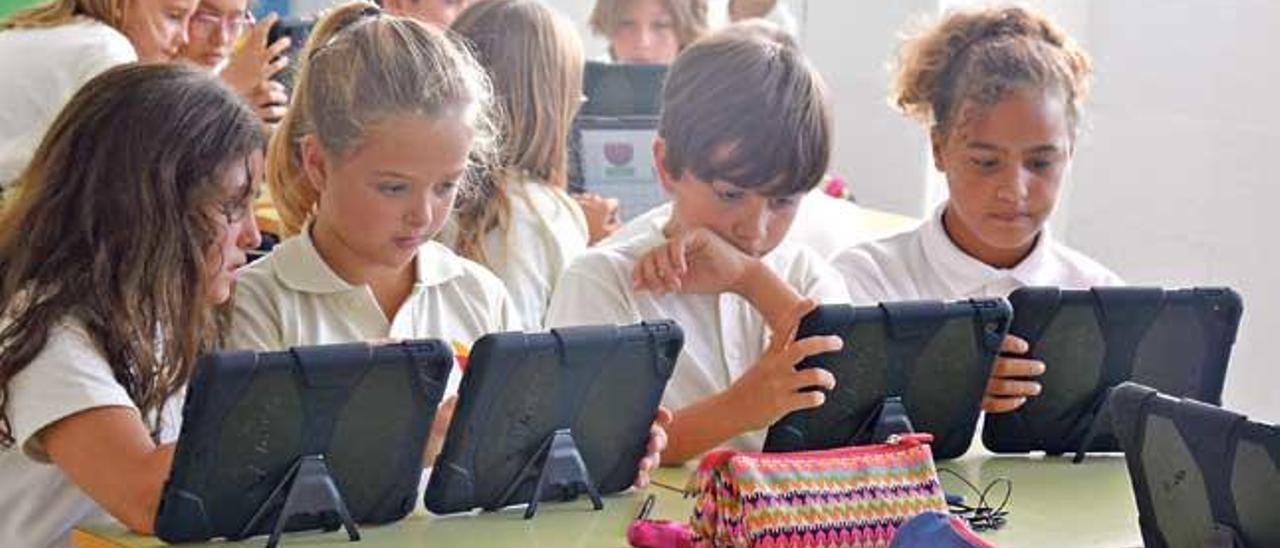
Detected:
[869,396,915,444]
[1070,387,1116,464]
[493,428,603,519]
[238,454,360,548]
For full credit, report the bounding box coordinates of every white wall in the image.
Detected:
[1064,0,1280,421]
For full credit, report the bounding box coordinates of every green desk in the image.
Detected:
[73,451,1140,547]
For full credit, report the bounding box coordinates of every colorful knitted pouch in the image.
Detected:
[687,434,948,547]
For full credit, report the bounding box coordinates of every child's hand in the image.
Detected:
[219,13,291,99]
[631,227,759,296]
[423,395,457,466]
[247,80,288,125]
[632,406,672,488]
[724,298,843,431]
[572,192,621,245]
[982,334,1046,413]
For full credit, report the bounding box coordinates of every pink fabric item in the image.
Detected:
[628,519,695,548]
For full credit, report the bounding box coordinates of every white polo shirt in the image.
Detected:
[830,205,1123,304]
[0,18,136,187]
[544,221,850,451]
[0,319,182,548]
[604,189,916,260]
[441,179,588,331]
[228,230,522,396]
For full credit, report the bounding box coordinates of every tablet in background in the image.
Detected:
[983,286,1242,456]
[580,61,666,117]
[155,340,452,543]
[764,299,1011,460]
[424,321,681,515]
[1109,382,1279,548]
[568,116,664,221]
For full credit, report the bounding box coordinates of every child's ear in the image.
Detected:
[929,128,947,173]
[300,135,329,194]
[653,138,678,195]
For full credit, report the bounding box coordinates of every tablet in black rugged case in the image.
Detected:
[1110,382,1279,548]
[154,340,452,543]
[424,321,681,515]
[983,287,1242,455]
[763,299,1011,459]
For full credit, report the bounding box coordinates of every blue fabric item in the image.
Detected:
[890,511,995,548]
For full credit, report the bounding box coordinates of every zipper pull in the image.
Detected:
[886,433,932,446]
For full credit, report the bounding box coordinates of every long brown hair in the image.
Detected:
[891,5,1092,139]
[0,0,125,30]
[0,64,263,447]
[449,0,582,265]
[266,0,497,237]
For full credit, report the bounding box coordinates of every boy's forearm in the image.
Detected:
[735,260,805,333]
[660,392,749,465]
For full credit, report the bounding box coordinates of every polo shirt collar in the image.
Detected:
[919,204,1061,296]
[271,227,465,294]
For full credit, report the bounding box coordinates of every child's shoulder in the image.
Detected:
[1045,239,1124,286]
[426,240,509,293]
[830,225,921,273]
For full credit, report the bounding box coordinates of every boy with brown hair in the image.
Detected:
[546,21,848,463]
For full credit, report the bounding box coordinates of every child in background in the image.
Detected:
[830,6,1123,413]
[231,1,665,479]
[0,64,263,546]
[0,0,196,187]
[589,0,706,64]
[447,0,590,330]
[547,21,846,463]
[179,0,292,125]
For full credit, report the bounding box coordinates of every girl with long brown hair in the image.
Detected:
[0,63,263,546]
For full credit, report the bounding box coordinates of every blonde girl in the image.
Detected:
[0,0,197,186]
[231,1,665,480]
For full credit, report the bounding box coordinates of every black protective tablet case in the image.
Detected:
[763,299,1011,459]
[983,287,1242,455]
[154,340,452,543]
[1110,382,1279,548]
[580,61,667,117]
[424,321,681,514]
